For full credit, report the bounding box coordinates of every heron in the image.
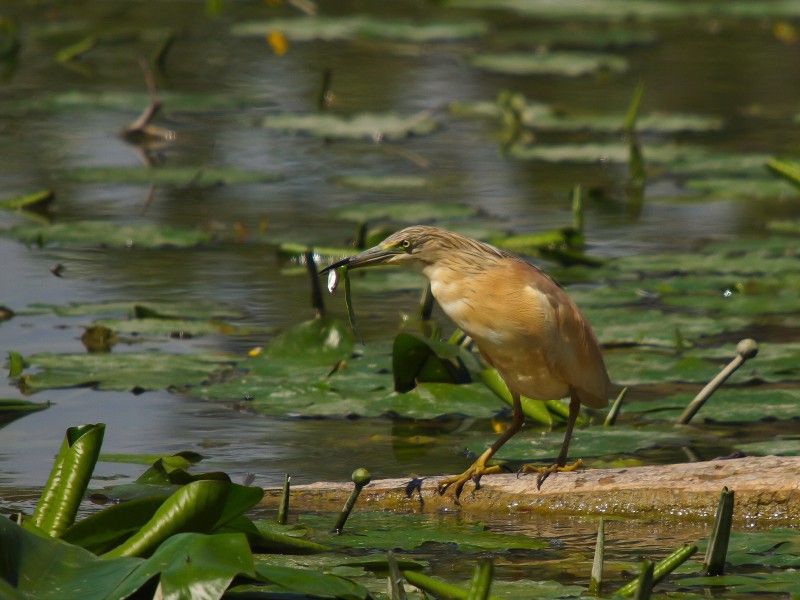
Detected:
[321,225,610,500]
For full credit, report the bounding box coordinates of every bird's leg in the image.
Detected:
[519,390,584,489]
[438,392,525,502]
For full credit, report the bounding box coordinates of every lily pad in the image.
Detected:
[330,201,477,223]
[683,177,797,199]
[18,352,235,393]
[622,388,800,423]
[299,512,548,552]
[735,436,800,456]
[64,166,283,186]
[0,398,50,426]
[24,301,245,321]
[13,91,258,113]
[471,51,628,76]
[447,0,800,20]
[495,422,693,461]
[2,221,213,249]
[262,111,438,140]
[333,175,432,191]
[232,16,488,43]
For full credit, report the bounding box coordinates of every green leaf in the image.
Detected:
[263,111,438,140]
[3,221,213,249]
[0,190,54,211]
[472,51,628,76]
[64,166,283,185]
[263,317,355,366]
[766,157,800,188]
[392,332,472,392]
[330,201,478,222]
[60,495,169,554]
[108,533,256,600]
[0,517,142,600]
[255,563,372,600]
[30,424,105,538]
[16,90,259,112]
[20,352,234,392]
[301,511,548,552]
[480,368,555,426]
[623,388,800,423]
[496,423,691,460]
[231,16,488,43]
[333,175,432,191]
[0,398,49,427]
[103,480,263,558]
[6,351,26,377]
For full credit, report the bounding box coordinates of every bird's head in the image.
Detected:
[320,225,478,275]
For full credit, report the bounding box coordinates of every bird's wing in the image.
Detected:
[513,259,611,408]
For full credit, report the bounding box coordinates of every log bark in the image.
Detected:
[261,456,800,524]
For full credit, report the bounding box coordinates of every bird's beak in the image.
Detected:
[319,245,398,275]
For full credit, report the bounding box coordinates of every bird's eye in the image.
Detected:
[401,240,411,250]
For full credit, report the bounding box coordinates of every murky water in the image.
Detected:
[0,1,798,572]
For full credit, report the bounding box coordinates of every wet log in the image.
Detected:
[261,455,800,525]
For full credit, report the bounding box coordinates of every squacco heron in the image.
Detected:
[321,225,609,500]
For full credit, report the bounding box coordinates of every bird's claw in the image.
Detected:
[437,464,506,504]
[517,458,585,489]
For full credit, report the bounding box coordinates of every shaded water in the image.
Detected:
[1,0,799,578]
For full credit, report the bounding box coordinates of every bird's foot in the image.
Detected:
[518,458,584,490]
[437,463,507,504]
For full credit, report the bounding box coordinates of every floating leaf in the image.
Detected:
[3,221,213,249]
[684,177,797,199]
[472,51,628,76]
[0,398,49,426]
[300,512,548,552]
[0,190,54,212]
[13,91,258,113]
[330,201,477,222]
[492,422,692,460]
[333,175,432,191]
[64,166,283,185]
[447,0,800,20]
[263,111,438,140]
[20,352,234,393]
[232,16,488,43]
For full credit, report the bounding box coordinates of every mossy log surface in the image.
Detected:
[262,456,800,524]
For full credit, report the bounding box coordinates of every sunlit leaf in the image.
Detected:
[30,424,105,538]
[109,533,256,599]
[104,480,263,558]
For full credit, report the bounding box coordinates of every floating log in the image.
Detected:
[261,456,800,524]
